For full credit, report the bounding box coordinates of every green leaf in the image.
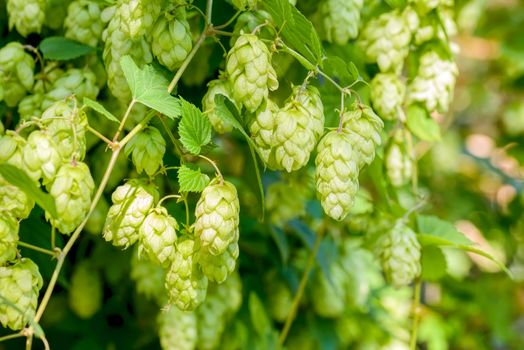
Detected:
[39,36,95,60]
[0,164,57,219]
[177,165,210,192]
[261,0,322,66]
[248,292,271,336]
[421,246,447,281]
[120,56,181,119]
[323,56,358,86]
[83,97,119,124]
[406,104,441,142]
[178,98,212,155]
[417,215,473,247]
[385,0,406,8]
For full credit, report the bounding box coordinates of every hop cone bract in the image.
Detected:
[6,0,45,37]
[370,73,406,120]
[64,0,105,47]
[0,215,19,266]
[0,42,35,107]
[22,130,61,185]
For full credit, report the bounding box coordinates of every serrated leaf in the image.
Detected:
[177,165,210,192]
[417,215,473,246]
[83,97,119,124]
[120,56,181,119]
[323,55,356,86]
[421,246,447,281]
[407,104,441,142]
[0,164,57,219]
[39,36,95,60]
[178,98,212,155]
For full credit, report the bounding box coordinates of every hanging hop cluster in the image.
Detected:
[124,126,166,177]
[117,0,162,39]
[103,179,159,248]
[370,73,406,121]
[194,178,240,283]
[358,8,418,73]
[385,129,413,187]
[202,79,238,133]
[407,47,459,113]
[321,0,364,45]
[151,7,193,71]
[6,0,45,37]
[376,219,421,288]
[226,33,278,113]
[42,67,100,110]
[0,258,43,330]
[158,307,197,350]
[0,42,35,107]
[64,0,106,47]
[250,85,325,172]
[139,206,178,266]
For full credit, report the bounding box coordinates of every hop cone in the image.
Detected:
[151,8,192,71]
[0,130,39,182]
[158,307,197,350]
[0,42,35,107]
[41,99,88,162]
[265,174,311,226]
[46,162,95,234]
[103,179,158,248]
[0,215,19,266]
[321,0,363,45]
[0,258,43,330]
[358,9,415,73]
[197,241,239,284]
[315,130,359,221]
[0,177,35,220]
[18,93,44,122]
[130,250,167,305]
[341,102,383,168]
[226,33,278,112]
[102,6,153,102]
[407,48,458,113]
[385,130,413,187]
[68,261,103,319]
[139,206,178,266]
[370,73,406,120]
[196,272,243,350]
[377,219,421,288]
[165,237,208,311]
[6,0,45,37]
[42,67,99,109]
[124,126,166,176]
[249,100,279,163]
[265,270,293,322]
[117,0,162,39]
[202,79,238,133]
[230,10,273,46]
[22,130,61,185]
[64,0,105,47]
[311,262,348,318]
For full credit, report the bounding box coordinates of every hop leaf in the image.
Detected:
[179,98,212,155]
[178,165,210,193]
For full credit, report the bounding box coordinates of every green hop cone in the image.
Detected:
[358,8,415,73]
[407,48,458,113]
[151,8,193,71]
[124,126,166,177]
[0,130,39,182]
[194,178,240,256]
[42,67,100,109]
[158,307,197,350]
[311,262,348,318]
[102,6,153,102]
[139,206,178,266]
[18,93,44,122]
[321,0,364,45]
[46,162,95,234]
[117,0,162,39]
[130,250,167,305]
[341,102,384,168]
[0,177,35,220]
[196,272,243,350]
[249,99,279,163]
[230,10,273,46]
[377,219,421,288]
[315,130,359,221]
[226,33,278,112]
[68,261,103,319]
[6,0,45,37]
[385,130,413,187]
[64,0,105,47]
[370,73,406,121]
[0,215,19,266]
[41,99,88,162]
[202,79,239,133]
[22,130,62,185]
[165,237,208,311]
[0,42,35,107]
[103,179,159,248]
[197,241,239,284]
[0,258,43,330]
[265,270,293,322]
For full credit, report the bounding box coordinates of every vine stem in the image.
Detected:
[87,125,113,145]
[168,31,208,94]
[278,230,323,346]
[157,194,182,207]
[0,332,24,343]
[17,242,56,258]
[410,278,422,350]
[113,99,136,142]
[198,154,223,183]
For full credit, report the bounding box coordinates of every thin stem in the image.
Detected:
[205,0,213,25]
[214,10,242,29]
[198,154,223,182]
[158,116,184,158]
[168,31,207,94]
[212,29,234,36]
[410,278,422,350]
[119,111,155,147]
[337,91,345,132]
[0,332,24,343]
[50,226,56,251]
[405,130,419,195]
[157,194,182,207]
[113,99,136,142]
[278,230,323,346]
[25,335,32,350]
[183,196,190,228]
[17,242,56,258]
[87,125,112,145]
